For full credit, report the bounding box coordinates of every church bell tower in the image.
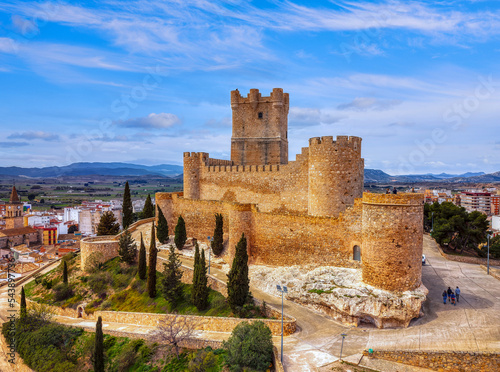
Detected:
[5,186,24,229]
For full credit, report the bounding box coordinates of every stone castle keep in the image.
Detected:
[156,88,424,292]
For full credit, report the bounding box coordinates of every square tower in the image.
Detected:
[230,88,289,165]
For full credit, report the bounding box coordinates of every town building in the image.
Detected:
[460,191,492,215]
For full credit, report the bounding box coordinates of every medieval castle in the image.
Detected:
[156,88,424,292]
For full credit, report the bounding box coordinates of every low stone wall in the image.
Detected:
[363,349,500,372]
[435,243,500,266]
[480,265,500,280]
[94,310,296,336]
[24,298,94,319]
[115,218,156,239]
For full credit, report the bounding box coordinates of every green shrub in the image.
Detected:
[223,321,273,372]
[88,272,112,294]
[53,283,74,302]
[2,316,83,372]
[188,348,218,372]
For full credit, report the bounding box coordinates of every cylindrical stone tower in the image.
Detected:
[183,152,207,200]
[361,193,424,291]
[227,203,253,263]
[307,136,363,217]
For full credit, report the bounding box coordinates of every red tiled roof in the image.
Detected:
[0,226,38,238]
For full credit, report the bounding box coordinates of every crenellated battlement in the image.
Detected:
[308,136,362,152]
[230,88,289,109]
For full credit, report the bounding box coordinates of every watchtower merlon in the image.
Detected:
[230,88,289,166]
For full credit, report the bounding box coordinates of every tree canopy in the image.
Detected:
[227,233,250,314]
[96,211,120,236]
[142,194,155,219]
[122,181,134,229]
[223,321,273,372]
[425,201,489,253]
[156,205,169,244]
[118,229,137,265]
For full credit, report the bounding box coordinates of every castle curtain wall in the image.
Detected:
[156,192,364,268]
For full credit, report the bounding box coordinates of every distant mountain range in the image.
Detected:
[0,162,183,178]
[0,162,496,183]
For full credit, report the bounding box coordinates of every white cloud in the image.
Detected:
[337,97,402,111]
[114,113,181,129]
[8,131,59,141]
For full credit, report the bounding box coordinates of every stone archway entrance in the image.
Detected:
[353,245,361,261]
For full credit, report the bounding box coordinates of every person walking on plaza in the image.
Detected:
[455,286,460,303]
[447,287,452,302]
[442,290,447,304]
[450,292,456,306]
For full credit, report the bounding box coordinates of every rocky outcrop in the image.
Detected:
[250,265,428,328]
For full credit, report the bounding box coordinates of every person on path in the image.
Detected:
[442,290,447,304]
[447,287,452,302]
[450,292,456,306]
[455,287,460,303]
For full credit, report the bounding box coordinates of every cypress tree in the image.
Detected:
[20,286,27,319]
[138,232,147,280]
[142,194,155,219]
[156,205,169,244]
[191,242,200,306]
[147,223,158,298]
[162,244,183,306]
[94,316,105,372]
[174,215,187,250]
[122,181,133,229]
[62,260,68,284]
[212,213,224,256]
[227,233,250,314]
[198,248,209,310]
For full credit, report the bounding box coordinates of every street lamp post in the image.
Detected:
[276,284,288,364]
[487,234,491,275]
[206,236,213,274]
[431,211,434,233]
[340,333,347,361]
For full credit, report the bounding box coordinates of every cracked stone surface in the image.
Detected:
[250,265,428,328]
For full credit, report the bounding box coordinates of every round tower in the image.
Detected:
[361,193,424,291]
[307,136,363,217]
[183,152,207,200]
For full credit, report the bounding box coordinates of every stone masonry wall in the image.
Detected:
[183,135,364,217]
[80,236,119,272]
[362,193,424,291]
[94,310,296,336]
[156,193,365,267]
[364,349,500,372]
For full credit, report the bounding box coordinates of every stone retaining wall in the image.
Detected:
[481,265,500,280]
[363,349,500,372]
[94,310,296,336]
[435,242,500,266]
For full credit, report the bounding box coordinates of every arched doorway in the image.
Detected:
[353,245,361,261]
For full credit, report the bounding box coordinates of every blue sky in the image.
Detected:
[0,0,499,175]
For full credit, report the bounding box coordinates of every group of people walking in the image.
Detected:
[442,286,460,305]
